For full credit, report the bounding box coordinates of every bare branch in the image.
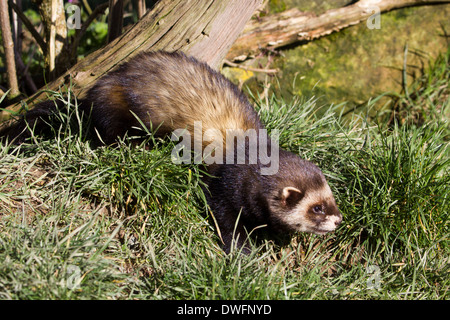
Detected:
[71,2,109,60]
[8,0,46,55]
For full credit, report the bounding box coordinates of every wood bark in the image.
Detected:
[135,0,147,19]
[0,0,20,98]
[33,0,70,80]
[107,0,124,43]
[0,0,262,122]
[226,0,450,61]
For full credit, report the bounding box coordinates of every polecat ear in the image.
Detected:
[281,187,303,207]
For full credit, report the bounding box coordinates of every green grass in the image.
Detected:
[0,52,448,300]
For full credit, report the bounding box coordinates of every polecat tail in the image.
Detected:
[0,99,84,144]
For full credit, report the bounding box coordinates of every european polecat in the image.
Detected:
[1,51,342,253]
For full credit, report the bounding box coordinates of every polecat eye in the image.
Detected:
[312,205,323,214]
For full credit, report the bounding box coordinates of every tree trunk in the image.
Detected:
[33,0,70,80]
[135,0,146,19]
[226,0,450,61]
[107,0,124,43]
[11,0,22,58]
[0,0,20,98]
[0,0,262,121]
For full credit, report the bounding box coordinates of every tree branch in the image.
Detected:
[8,0,46,55]
[71,2,109,60]
[227,0,450,61]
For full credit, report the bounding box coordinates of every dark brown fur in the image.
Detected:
[1,51,342,253]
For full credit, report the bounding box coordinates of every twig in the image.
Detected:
[223,59,278,74]
[71,2,109,60]
[15,54,38,93]
[402,44,409,98]
[82,0,93,15]
[8,0,46,55]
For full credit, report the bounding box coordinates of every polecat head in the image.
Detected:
[267,153,342,235]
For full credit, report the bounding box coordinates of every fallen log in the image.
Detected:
[0,0,262,121]
[226,0,450,61]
